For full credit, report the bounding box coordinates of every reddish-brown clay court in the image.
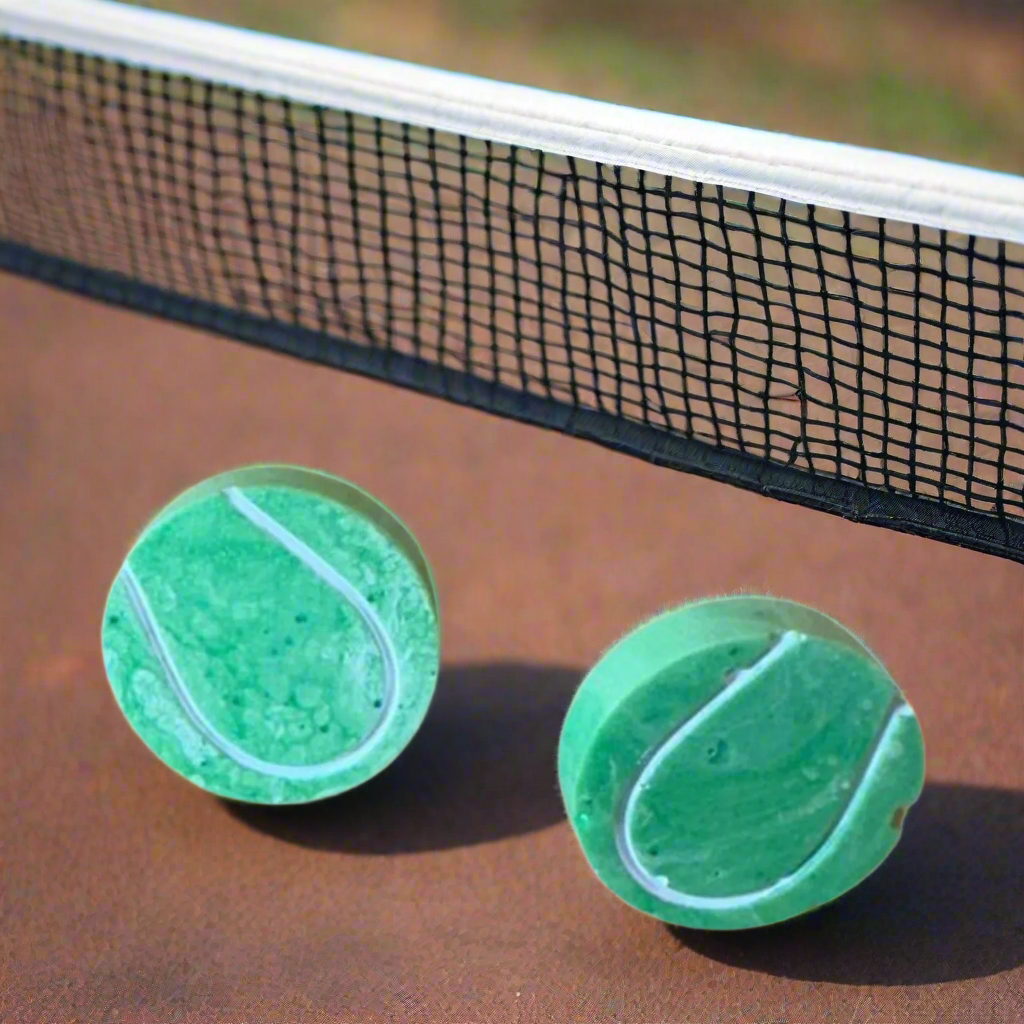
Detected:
[1,270,1022,1022]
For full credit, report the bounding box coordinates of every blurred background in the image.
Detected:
[138,0,1024,173]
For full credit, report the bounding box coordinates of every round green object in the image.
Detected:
[557,596,925,931]
[101,465,440,804]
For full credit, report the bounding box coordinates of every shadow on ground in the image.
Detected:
[224,661,580,852]
[674,781,1024,986]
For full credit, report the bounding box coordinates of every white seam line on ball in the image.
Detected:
[223,485,401,759]
[615,633,913,910]
[120,488,400,780]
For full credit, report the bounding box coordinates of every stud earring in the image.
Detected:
[100,464,440,805]
[557,595,925,930]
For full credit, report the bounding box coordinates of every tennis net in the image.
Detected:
[2,0,1023,562]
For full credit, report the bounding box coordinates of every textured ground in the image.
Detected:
[1,270,1022,1023]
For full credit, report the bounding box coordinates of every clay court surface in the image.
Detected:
[1,268,1021,1022]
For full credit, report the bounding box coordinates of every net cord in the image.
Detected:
[2,0,1024,245]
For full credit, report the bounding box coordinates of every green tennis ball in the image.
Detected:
[100,465,440,804]
[557,595,925,931]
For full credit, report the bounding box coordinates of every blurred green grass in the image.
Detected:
[139,0,1024,172]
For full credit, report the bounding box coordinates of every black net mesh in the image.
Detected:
[2,39,1023,561]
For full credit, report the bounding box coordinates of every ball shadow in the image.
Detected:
[673,782,1024,985]
[223,661,581,853]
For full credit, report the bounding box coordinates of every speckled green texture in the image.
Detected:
[558,596,925,931]
[101,466,440,804]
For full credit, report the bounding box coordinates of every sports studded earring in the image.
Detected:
[100,464,440,805]
[557,595,925,930]
[101,473,926,931]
